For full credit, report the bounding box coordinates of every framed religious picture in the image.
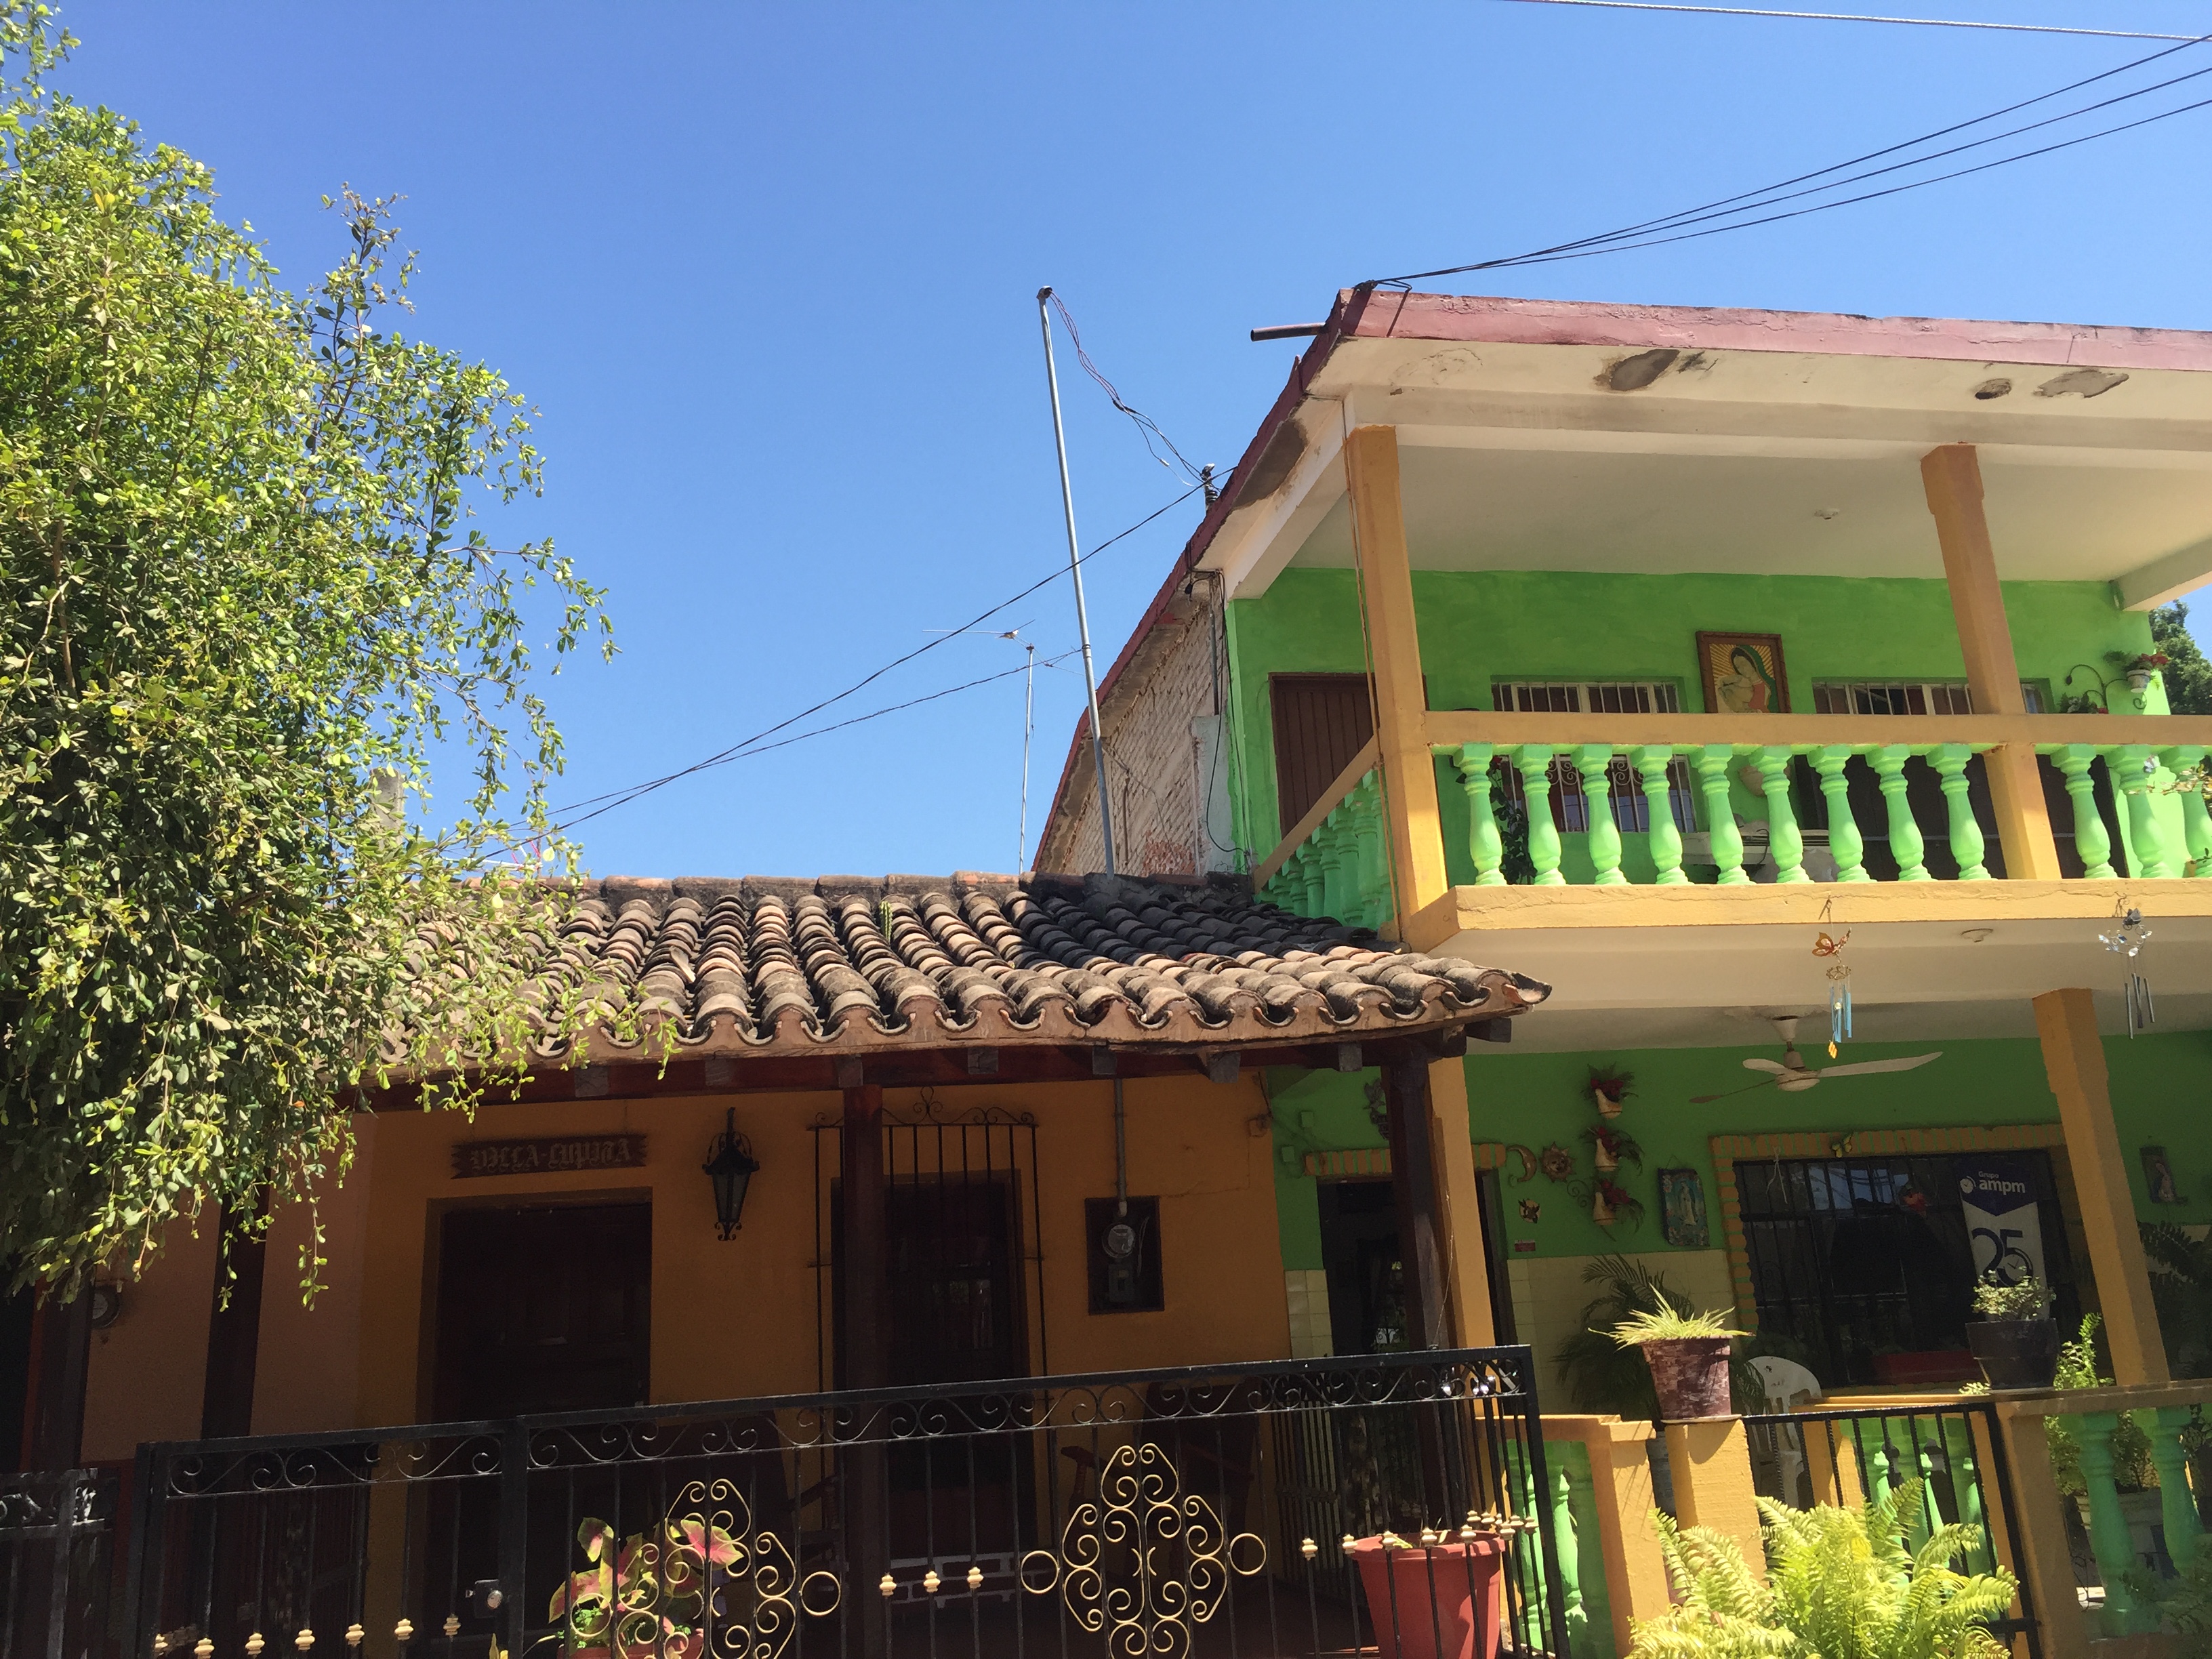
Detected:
[1658,1167,1710,1249]
[2141,1145,2182,1205]
[1696,632,1790,715]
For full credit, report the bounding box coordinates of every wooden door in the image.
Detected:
[432,1202,652,1419]
[1269,674,1374,834]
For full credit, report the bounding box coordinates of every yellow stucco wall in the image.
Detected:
[83,1071,1290,1454]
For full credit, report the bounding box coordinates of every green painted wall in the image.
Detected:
[1267,1029,2212,1267]
[1226,567,2163,855]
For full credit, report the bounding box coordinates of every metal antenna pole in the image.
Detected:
[1017,641,1035,872]
[1037,287,1117,876]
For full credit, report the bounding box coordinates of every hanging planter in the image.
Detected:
[1589,1067,1634,1118]
[2123,652,2169,693]
[1582,1124,1643,1177]
[1568,1177,1645,1233]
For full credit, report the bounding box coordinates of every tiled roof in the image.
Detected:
[499,873,1547,1062]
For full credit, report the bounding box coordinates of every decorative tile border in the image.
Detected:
[1712,1123,2064,1328]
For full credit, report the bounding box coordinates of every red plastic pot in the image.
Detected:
[1641,1336,1734,1420]
[1345,1535,1507,1659]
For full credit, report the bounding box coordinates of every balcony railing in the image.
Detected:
[1254,714,2212,919]
[117,1350,1576,1659]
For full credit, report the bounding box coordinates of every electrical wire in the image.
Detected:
[1491,0,2201,43]
[519,475,1221,846]
[1046,292,1208,485]
[1370,21,2212,285]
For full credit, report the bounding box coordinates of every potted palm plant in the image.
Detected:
[1344,1519,1512,1659]
[1612,1305,1746,1420]
[1964,1271,2059,1389]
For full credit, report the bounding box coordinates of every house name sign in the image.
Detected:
[450,1134,648,1180]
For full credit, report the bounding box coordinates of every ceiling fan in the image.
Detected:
[1689,1017,1941,1103]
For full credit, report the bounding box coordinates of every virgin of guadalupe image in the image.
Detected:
[1714,642,1782,714]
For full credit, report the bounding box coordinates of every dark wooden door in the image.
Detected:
[432,1202,652,1419]
[1270,673,1374,834]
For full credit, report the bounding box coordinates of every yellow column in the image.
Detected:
[2034,986,2167,1382]
[1665,1419,1767,1578]
[1344,424,1448,926]
[1919,444,2062,880]
[1428,1057,1493,1346]
[1994,1399,2091,1659]
[1343,424,1508,1348]
[1545,1416,1669,1651]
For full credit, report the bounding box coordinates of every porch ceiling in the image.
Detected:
[1204,298,2212,609]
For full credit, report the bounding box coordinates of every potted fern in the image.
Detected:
[1612,1305,1746,1420]
[1965,1271,2059,1389]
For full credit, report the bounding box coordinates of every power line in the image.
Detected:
[526,475,1218,844]
[1370,20,2211,285]
[1492,0,2201,42]
[1046,292,1207,485]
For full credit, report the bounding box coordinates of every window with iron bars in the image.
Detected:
[1490,681,1698,833]
[1811,679,2046,715]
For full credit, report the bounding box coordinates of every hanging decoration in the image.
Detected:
[1568,1176,1644,1232]
[1504,1144,1538,1185]
[1539,1143,1576,1183]
[1588,1068,1635,1118]
[2100,905,2155,1037]
[1813,925,1852,1056]
[1581,1122,1643,1176]
[1517,1199,1542,1224]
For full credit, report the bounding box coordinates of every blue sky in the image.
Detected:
[58,2,2212,878]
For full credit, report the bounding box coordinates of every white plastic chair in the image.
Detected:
[1748,1356,1824,1507]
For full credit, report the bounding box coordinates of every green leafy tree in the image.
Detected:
[2151,602,2212,715]
[0,7,615,1294]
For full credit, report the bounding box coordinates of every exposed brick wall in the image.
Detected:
[1039,585,1233,878]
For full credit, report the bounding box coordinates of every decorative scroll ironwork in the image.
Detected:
[546,1480,838,1659]
[1021,1442,1265,1658]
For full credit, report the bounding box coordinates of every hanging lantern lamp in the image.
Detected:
[702,1108,760,1240]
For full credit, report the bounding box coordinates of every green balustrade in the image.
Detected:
[1931,743,1989,880]
[1631,745,1687,885]
[1695,744,1748,884]
[1456,742,1506,886]
[1516,745,1567,886]
[2076,1412,2146,1634]
[1870,745,1930,880]
[1755,746,1807,882]
[2165,746,2212,874]
[1576,745,1627,885]
[2116,745,2178,879]
[2053,745,2116,878]
[1811,744,1868,881]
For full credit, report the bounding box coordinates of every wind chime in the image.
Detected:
[2100,905,2155,1037]
[1813,926,1852,1056]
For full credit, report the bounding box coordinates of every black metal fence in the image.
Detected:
[3,1468,118,1659]
[1744,1399,2039,1659]
[121,1349,1570,1659]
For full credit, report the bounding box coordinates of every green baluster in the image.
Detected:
[2153,1406,2204,1572]
[2116,745,2177,878]
[1811,745,1868,881]
[1559,1442,1613,1659]
[1866,1436,1894,1507]
[2054,745,2116,878]
[1900,1433,1933,1553]
[1299,841,1326,915]
[1755,745,1807,882]
[2078,1412,2144,1634]
[1576,745,1626,885]
[1872,745,1929,880]
[1932,744,1989,880]
[1352,774,1387,925]
[1951,1422,1990,1574]
[1695,745,1748,884]
[1456,743,1505,886]
[1551,1463,1589,1656]
[2162,747,2212,875]
[1516,745,1567,886]
[1318,809,1351,919]
[1633,745,1687,886]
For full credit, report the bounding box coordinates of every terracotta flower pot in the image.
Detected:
[1641,1336,1734,1420]
[1965,1318,2059,1389]
[1345,1536,1507,1659]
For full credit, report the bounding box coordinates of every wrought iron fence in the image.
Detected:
[1744,1400,2039,1659]
[123,1349,1570,1659]
[3,1467,119,1659]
